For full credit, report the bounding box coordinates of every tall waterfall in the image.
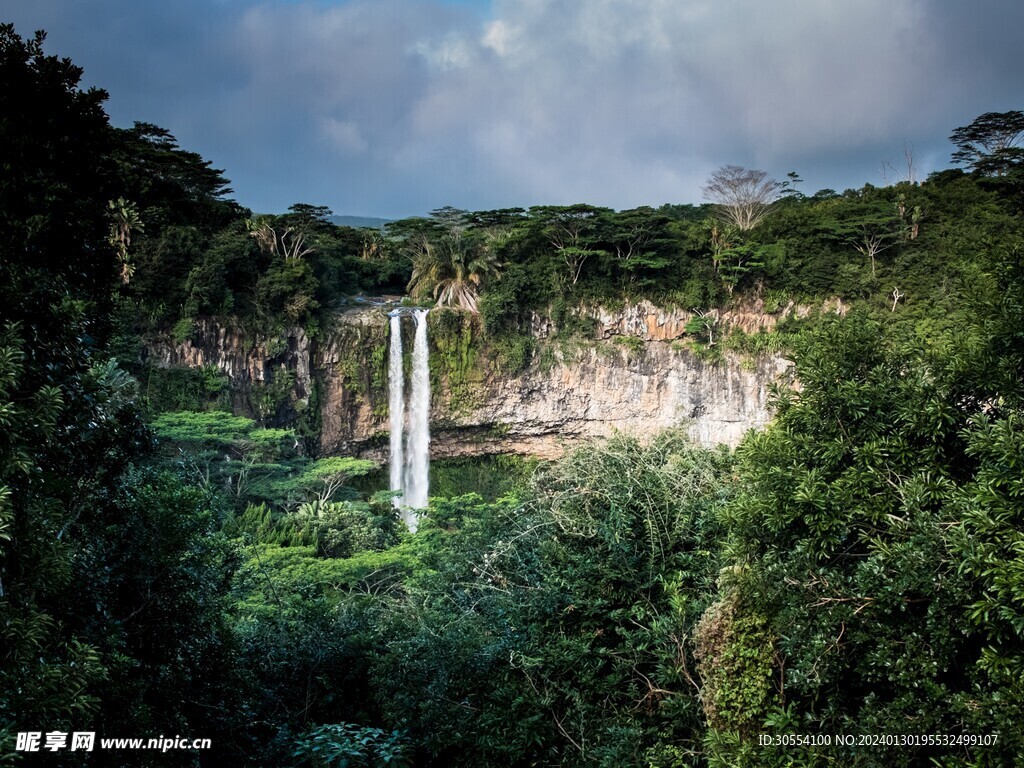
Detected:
[387,312,404,513]
[405,309,431,511]
[387,308,430,530]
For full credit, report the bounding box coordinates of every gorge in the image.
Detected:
[146,300,798,465]
[11,28,1024,763]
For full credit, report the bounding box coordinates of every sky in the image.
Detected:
[2,0,1023,218]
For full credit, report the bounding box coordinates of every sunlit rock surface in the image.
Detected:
[148,303,798,460]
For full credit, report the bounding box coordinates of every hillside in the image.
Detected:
[328,214,393,229]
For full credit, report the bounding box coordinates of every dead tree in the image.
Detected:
[702,165,781,231]
[891,287,904,312]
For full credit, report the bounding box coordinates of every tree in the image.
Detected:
[285,202,334,232]
[881,144,919,186]
[950,110,1024,176]
[0,26,238,752]
[406,209,503,312]
[702,165,782,231]
[528,204,611,286]
[601,207,674,289]
[779,170,805,198]
[109,121,240,231]
[246,215,316,261]
[369,434,730,766]
[107,121,246,323]
[820,199,899,278]
[708,308,1024,764]
[270,456,378,508]
[0,25,119,738]
[685,309,718,346]
[360,228,386,261]
[717,243,765,295]
[700,221,765,295]
[605,207,660,261]
[466,207,527,228]
[108,197,144,284]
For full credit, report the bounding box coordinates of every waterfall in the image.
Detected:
[387,308,430,530]
[388,312,404,513]
[405,309,431,512]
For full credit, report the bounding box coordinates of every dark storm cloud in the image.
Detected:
[1,1,242,120]
[2,0,1023,216]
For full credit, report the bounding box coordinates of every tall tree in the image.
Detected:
[246,215,316,261]
[950,110,1024,176]
[406,227,502,313]
[820,199,900,278]
[528,204,610,287]
[109,121,239,228]
[107,197,144,284]
[702,165,782,231]
[0,26,238,755]
[0,22,123,740]
[708,297,1024,764]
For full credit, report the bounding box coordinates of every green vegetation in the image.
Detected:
[293,723,413,768]
[91,104,1023,364]
[405,206,505,313]
[428,309,482,408]
[702,281,1024,765]
[428,454,537,500]
[3,22,1024,768]
[0,27,238,759]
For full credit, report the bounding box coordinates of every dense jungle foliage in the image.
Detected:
[3,23,1024,768]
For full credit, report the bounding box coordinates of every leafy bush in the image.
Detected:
[293,723,412,768]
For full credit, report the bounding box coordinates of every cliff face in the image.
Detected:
[422,339,787,461]
[147,302,794,461]
[147,319,314,420]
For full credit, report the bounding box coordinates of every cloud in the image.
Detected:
[320,118,369,155]
[3,0,1023,215]
[481,20,518,57]
[412,32,476,72]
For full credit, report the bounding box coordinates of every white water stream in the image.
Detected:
[388,308,430,530]
[388,312,405,515]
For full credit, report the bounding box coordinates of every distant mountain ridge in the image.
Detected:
[329,215,392,229]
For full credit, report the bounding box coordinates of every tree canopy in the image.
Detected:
[950,110,1024,176]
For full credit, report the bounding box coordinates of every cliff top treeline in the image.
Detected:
[4,23,1024,768]
[101,86,1023,351]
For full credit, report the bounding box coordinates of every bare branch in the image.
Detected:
[891,286,904,312]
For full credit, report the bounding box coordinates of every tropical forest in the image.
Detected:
[2,21,1024,768]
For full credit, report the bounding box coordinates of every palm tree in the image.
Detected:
[245,215,315,260]
[107,197,144,284]
[407,227,505,313]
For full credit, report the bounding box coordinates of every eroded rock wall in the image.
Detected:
[146,319,313,417]
[420,340,788,461]
[147,303,795,461]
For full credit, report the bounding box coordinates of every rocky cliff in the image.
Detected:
[147,301,797,461]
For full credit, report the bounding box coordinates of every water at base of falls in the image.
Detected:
[388,308,430,531]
